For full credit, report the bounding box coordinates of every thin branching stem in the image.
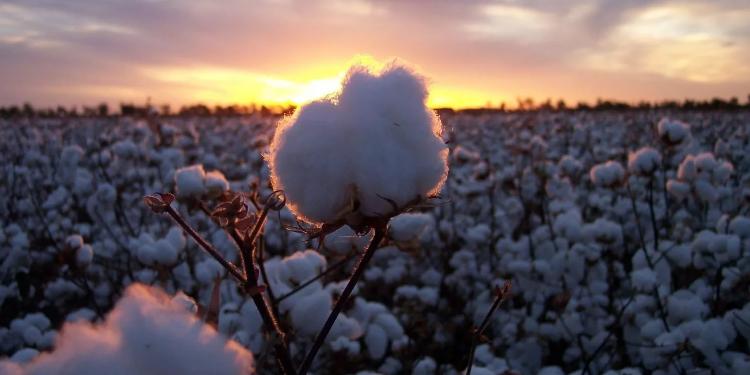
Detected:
[163,206,246,282]
[277,251,358,303]
[465,280,512,375]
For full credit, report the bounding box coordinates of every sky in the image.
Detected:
[1,0,749,109]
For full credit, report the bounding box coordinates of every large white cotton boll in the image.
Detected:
[270,102,354,224]
[290,289,331,337]
[174,165,206,199]
[269,62,448,225]
[0,284,254,375]
[364,323,388,360]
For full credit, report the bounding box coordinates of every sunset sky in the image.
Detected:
[1,0,749,109]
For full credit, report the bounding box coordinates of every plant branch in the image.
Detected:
[465,280,512,375]
[298,223,387,375]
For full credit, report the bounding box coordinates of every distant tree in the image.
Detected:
[556,99,567,111]
[98,103,109,117]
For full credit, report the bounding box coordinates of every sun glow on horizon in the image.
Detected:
[141,58,506,110]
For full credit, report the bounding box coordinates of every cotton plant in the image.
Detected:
[138,61,453,375]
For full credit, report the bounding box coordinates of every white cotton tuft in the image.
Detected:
[666,179,690,200]
[627,147,661,176]
[268,62,448,224]
[589,161,624,188]
[204,170,230,198]
[75,245,94,267]
[657,118,690,145]
[175,165,207,199]
[0,283,254,375]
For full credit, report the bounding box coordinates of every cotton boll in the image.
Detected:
[175,165,207,199]
[269,62,448,224]
[373,313,404,341]
[388,213,435,244]
[65,235,84,250]
[290,289,331,337]
[631,269,657,291]
[328,313,363,341]
[714,161,733,183]
[364,323,388,360]
[694,180,718,203]
[75,245,93,267]
[729,216,750,237]
[628,147,662,176]
[269,101,354,223]
[677,156,697,181]
[282,250,326,283]
[412,357,437,375]
[195,259,224,285]
[657,118,690,145]
[165,227,186,253]
[589,161,624,188]
[666,179,690,200]
[204,170,229,198]
[667,290,708,323]
[2,284,254,375]
[558,155,582,178]
[329,336,361,355]
[10,348,39,364]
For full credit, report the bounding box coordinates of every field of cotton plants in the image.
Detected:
[1,108,750,375]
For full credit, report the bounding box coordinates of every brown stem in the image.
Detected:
[298,224,387,375]
[164,206,246,282]
[162,204,296,374]
[465,281,512,375]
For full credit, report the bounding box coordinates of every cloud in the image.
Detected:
[0,0,748,107]
[575,2,750,82]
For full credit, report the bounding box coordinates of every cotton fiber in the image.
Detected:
[268,62,448,224]
[0,284,254,375]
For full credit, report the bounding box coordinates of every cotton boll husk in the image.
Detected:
[2,284,254,375]
[269,63,447,224]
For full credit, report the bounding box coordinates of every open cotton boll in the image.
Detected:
[290,289,331,337]
[589,161,624,188]
[657,118,690,145]
[0,284,254,375]
[269,62,448,225]
[666,179,690,200]
[388,213,435,244]
[175,165,207,199]
[627,147,662,176]
[75,245,93,267]
[204,170,230,198]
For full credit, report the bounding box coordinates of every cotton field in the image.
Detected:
[1,108,750,375]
